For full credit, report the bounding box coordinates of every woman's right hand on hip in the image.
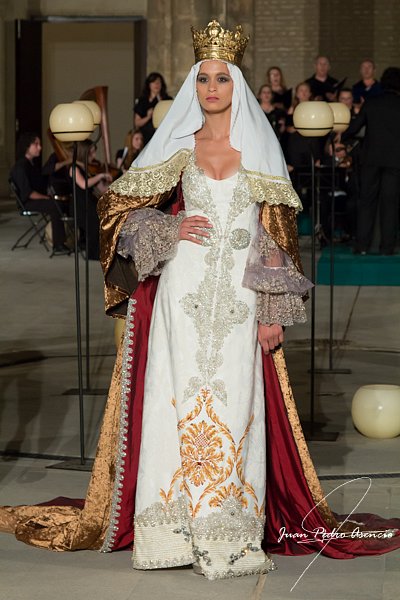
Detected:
[179,216,213,245]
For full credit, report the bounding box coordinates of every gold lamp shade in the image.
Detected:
[49,102,94,142]
[73,100,101,126]
[329,102,351,133]
[152,100,174,129]
[293,101,334,137]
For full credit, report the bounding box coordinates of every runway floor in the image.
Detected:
[0,198,399,599]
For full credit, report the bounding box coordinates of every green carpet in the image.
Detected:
[297,213,312,236]
[317,246,400,286]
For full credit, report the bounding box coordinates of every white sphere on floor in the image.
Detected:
[351,384,400,439]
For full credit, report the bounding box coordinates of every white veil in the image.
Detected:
[111,60,300,210]
[132,61,289,178]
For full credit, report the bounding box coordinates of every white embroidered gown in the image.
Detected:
[132,155,274,579]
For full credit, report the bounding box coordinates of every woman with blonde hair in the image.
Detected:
[116,129,144,173]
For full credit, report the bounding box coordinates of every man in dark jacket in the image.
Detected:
[10,132,68,253]
[342,67,400,254]
[306,56,338,101]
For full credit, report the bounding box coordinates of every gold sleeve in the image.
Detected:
[260,202,304,276]
[97,187,176,317]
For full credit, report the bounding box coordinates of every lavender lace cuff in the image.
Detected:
[117,208,186,281]
[256,292,307,326]
[243,223,313,325]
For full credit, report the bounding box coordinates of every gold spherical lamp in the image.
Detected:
[74,100,101,126]
[293,101,334,137]
[152,100,174,129]
[352,385,400,439]
[329,102,351,133]
[49,102,94,142]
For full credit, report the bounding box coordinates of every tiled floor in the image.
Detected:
[0,200,399,599]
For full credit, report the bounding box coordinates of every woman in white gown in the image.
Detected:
[2,19,399,582]
[113,30,311,578]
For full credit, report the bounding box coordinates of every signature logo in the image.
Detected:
[279,477,397,592]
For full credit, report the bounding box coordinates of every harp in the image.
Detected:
[47,85,114,168]
[79,85,112,165]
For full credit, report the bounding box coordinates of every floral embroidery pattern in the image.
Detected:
[209,483,248,509]
[159,388,261,519]
[180,420,224,487]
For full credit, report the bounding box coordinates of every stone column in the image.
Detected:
[146,0,173,91]
[0,0,8,194]
[225,0,254,88]
[147,0,215,95]
[170,0,213,90]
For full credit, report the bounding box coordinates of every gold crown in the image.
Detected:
[191,20,249,67]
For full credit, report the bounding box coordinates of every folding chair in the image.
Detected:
[9,178,50,252]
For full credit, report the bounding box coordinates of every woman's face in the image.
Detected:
[269,69,281,86]
[259,86,273,103]
[338,91,353,109]
[196,61,233,114]
[297,84,311,102]
[149,77,162,96]
[26,137,42,158]
[131,132,144,151]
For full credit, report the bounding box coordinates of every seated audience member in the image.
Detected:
[306,55,338,101]
[341,67,400,255]
[115,129,144,173]
[257,84,286,140]
[266,66,292,110]
[43,148,73,197]
[68,140,112,260]
[10,132,69,254]
[352,59,382,106]
[134,72,172,145]
[319,138,357,243]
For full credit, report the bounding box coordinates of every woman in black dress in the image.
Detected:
[134,72,172,145]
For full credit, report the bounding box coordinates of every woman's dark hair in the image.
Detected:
[16,132,40,159]
[140,72,168,99]
[76,139,95,164]
[381,67,400,92]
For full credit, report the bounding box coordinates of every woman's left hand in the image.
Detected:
[258,323,284,354]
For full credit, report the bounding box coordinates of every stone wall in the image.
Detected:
[320,0,376,83]
[1,0,400,195]
[253,0,319,92]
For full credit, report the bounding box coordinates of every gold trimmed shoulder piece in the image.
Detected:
[109,149,191,197]
[244,170,303,212]
[191,20,249,67]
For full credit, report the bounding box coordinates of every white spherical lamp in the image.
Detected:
[49,103,94,142]
[352,385,400,439]
[329,102,351,133]
[293,101,334,137]
[74,100,101,126]
[152,100,173,129]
